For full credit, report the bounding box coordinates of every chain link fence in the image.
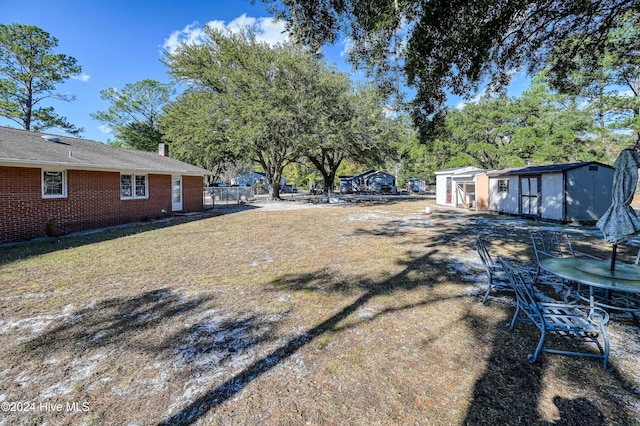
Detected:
[203,186,255,209]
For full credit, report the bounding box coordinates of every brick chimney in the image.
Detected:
[158,143,169,157]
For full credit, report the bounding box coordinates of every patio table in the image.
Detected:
[540,258,640,313]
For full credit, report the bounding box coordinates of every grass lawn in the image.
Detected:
[1,199,639,425]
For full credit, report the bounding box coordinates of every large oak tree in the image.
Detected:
[163,27,333,200]
[162,25,397,199]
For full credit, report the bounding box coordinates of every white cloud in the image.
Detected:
[225,14,257,32]
[98,124,112,134]
[162,15,287,55]
[454,101,466,110]
[339,38,353,58]
[162,22,207,55]
[71,73,91,82]
[250,17,287,45]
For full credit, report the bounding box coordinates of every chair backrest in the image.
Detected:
[531,231,603,263]
[530,231,575,263]
[499,257,541,319]
[475,236,496,269]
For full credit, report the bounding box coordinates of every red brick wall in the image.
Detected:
[0,166,204,244]
[183,175,204,212]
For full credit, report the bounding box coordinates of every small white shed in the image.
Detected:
[487,162,615,222]
[435,166,486,208]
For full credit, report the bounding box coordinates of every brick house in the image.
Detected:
[0,127,209,244]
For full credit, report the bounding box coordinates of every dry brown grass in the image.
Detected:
[1,198,639,425]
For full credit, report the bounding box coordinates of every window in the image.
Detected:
[498,179,509,193]
[42,170,67,198]
[121,174,148,199]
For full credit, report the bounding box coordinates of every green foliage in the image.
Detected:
[0,23,82,135]
[261,0,636,141]
[92,79,174,151]
[396,130,431,184]
[547,9,640,149]
[160,90,241,181]
[162,25,397,199]
[163,28,315,199]
[423,75,604,172]
[303,80,401,193]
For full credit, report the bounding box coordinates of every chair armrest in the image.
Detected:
[555,284,575,304]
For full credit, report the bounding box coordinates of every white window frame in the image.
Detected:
[121,174,148,199]
[498,179,509,193]
[42,169,67,198]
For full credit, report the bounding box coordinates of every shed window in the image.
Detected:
[42,170,67,198]
[589,165,598,171]
[121,174,148,199]
[498,179,509,193]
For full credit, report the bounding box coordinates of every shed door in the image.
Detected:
[172,175,183,212]
[520,176,540,217]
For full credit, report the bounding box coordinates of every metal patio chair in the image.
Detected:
[474,236,512,303]
[530,231,576,280]
[530,231,602,302]
[499,257,611,370]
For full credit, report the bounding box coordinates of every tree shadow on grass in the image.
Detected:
[158,248,450,425]
[11,207,636,424]
[21,288,213,354]
[154,211,630,425]
[154,212,555,425]
[353,213,634,424]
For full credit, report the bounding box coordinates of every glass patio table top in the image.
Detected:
[540,258,640,293]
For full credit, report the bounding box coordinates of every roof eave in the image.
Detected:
[0,159,209,176]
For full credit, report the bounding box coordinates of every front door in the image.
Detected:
[172,175,183,212]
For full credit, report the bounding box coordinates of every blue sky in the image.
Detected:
[2,1,529,143]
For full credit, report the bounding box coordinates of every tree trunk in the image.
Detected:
[308,151,342,202]
[268,180,281,201]
[324,169,336,196]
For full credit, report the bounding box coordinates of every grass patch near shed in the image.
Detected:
[0,199,639,425]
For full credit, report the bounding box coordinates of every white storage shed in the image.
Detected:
[487,162,615,222]
[435,166,486,208]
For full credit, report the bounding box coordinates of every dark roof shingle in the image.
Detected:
[0,127,208,176]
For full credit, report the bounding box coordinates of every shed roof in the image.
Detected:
[489,162,613,177]
[435,166,486,177]
[484,167,523,177]
[0,126,209,176]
